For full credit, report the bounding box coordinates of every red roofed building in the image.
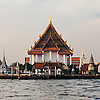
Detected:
[25,57,30,64]
[27,18,74,70]
[81,64,89,74]
[67,57,80,66]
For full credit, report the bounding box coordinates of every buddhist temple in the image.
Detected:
[28,17,74,71]
[88,54,95,74]
[0,51,9,74]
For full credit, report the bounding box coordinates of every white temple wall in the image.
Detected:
[38,55,42,62]
[32,52,68,64]
[59,55,63,62]
[44,51,49,62]
[51,51,57,62]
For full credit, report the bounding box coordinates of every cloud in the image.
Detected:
[0,0,31,5]
[0,0,100,64]
[15,0,31,5]
[95,13,100,17]
[66,17,100,63]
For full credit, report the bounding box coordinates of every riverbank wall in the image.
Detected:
[0,74,100,79]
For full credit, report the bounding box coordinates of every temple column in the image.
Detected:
[31,55,34,65]
[42,51,44,62]
[63,54,65,64]
[55,66,56,78]
[49,51,51,61]
[43,69,44,72]
[69,54,72,66]
[66,55,67,66]
[35,69,37,74]
[49,69,51,74]
[57,51,59,62]
[79,58,82,71]
[36,54,38,62]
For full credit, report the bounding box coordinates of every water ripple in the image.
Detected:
[0,79,100,100]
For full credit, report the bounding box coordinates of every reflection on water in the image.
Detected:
[0,79,100,100]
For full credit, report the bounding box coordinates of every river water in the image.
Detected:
[0,79,100,100]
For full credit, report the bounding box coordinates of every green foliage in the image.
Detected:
[21,64,25,71]
[62,69,69,74]
[21,63,33,72]
[10,62,33,72]
[69,64,73,74]
[68,64,79,74]
[74,66,79,74]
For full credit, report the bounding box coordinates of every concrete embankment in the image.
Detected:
[0,74,100,79]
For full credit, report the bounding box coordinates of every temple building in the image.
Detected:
[88,54,96,74]
[67,57,80,66]
[28,18,74,71]
[0,52,9,74]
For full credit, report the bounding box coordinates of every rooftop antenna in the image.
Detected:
[17,61,18,67]
[3,49,5,57]
[3,49,6,62]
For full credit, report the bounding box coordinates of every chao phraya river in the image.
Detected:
[0,79,100,100]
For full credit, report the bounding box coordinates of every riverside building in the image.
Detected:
[27,18,74,73]
[0,52,9,74]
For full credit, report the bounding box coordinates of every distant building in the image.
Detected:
[81,54,98,74]
[8,65,17,74]
[25,57,30,64]
[8,62,20,74]
[27,18,74,73]
[67,57,80,66]
[82,64,89,74]
[96,62,100,73]
[0,60,2,65]
[0,52,9,74]
[79,50,86,73]
[88,54,96,74]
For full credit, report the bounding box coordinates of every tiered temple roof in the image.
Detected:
[88,54,95,71]
[34,62,62,69]
[28,19,73,55]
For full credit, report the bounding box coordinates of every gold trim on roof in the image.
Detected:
[42,34,59,50]
[28,19,73,54]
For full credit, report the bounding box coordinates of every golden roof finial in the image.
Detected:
[31,45,32,49]
[65,40,67,44]
[50,16,51,24]
[69,45,71,49]
[72,48,74,52]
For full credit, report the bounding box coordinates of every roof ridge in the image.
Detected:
[42,34,59,50]
[31,22,52,51]
[50,24,73,52]
[28,20,74,54]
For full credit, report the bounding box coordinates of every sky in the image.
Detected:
[0,0,100,65]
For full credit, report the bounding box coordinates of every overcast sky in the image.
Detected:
[0,0,100,65]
